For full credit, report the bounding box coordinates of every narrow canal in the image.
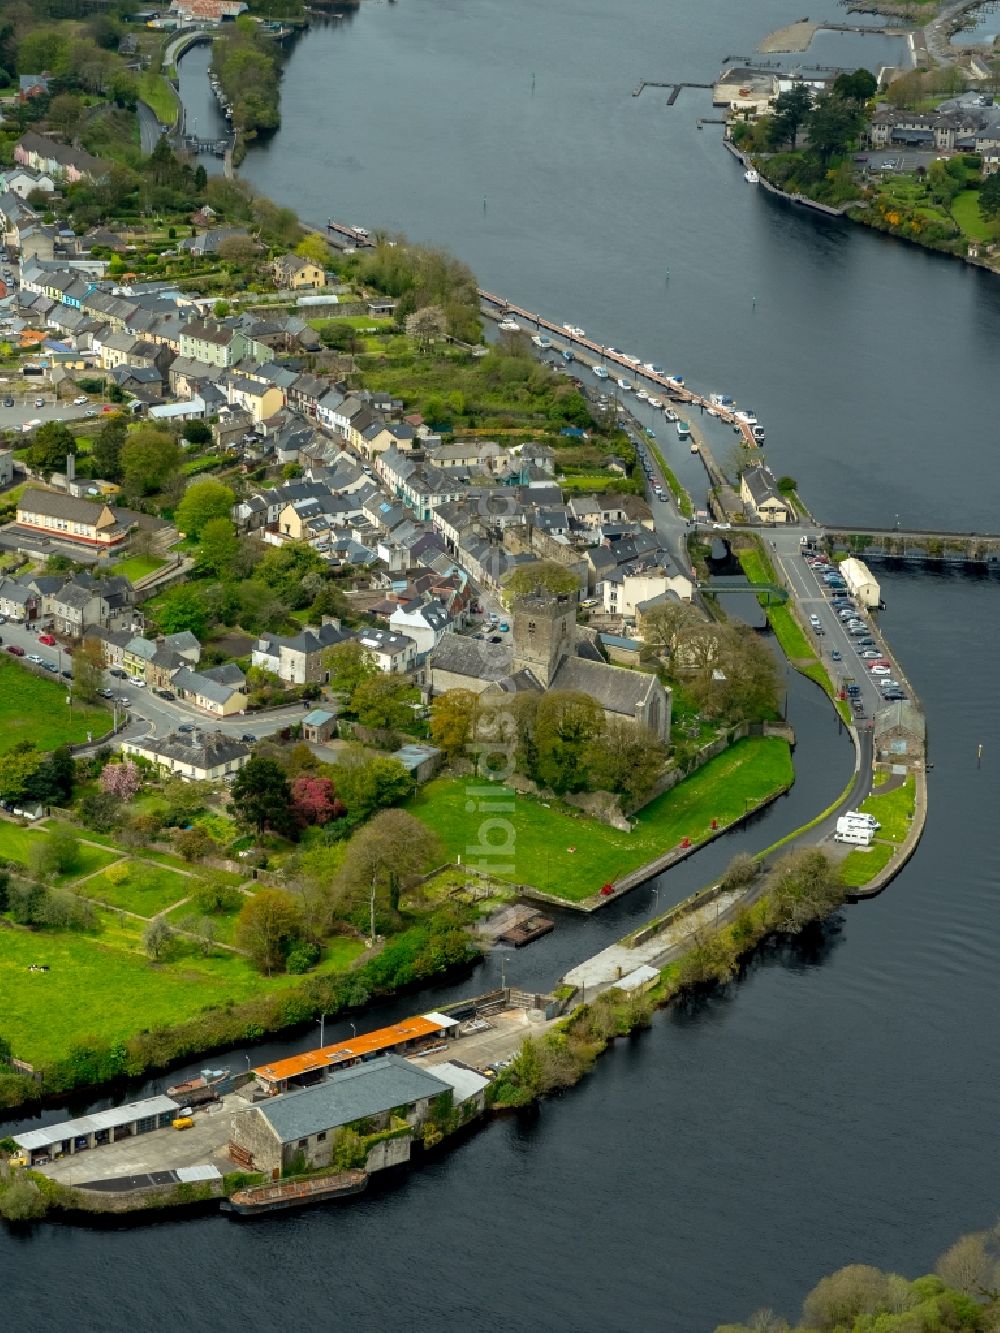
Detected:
[6,1,1000,1327]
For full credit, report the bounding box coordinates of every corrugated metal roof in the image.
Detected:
[431,1062,489,1104]
[256,1055,450,1143]
[14,1095,177,1151]
[254,1014,449,1085]
[176,1165,222,1182]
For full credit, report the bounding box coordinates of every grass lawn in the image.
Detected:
[767,602,813,661]
[53,843,120,885]
[408,737,793,902]
[79,862,194,917]
[859,776,915,843]
[113,553,166,582]
[0,821,47,864]
[137,70,179,124]
[166,896,243,945]
[0,656,112,754]
[951,190,993,242]
[0,921,365,1067]
[839,841,896,888]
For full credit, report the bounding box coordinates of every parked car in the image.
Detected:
[38,632,55,646]
[98,686,114,698]
[158,690,175,701]
[73,395,88,406]
[26,653,43,664]
[60,669,72,679]
[33,397,44,408]
[109,667,127,678]
[5,644,24,656]
[831,650,842,661]
[177,722,196,733]
[241,733,257,744]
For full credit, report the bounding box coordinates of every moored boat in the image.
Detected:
[222,1170,369,1216]
[676,420,691,440]
[593,365,609,380]
[166,1068,231,1104]
[745,168,760,184]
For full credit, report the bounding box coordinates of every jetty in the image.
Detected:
[478,289,762,449]
[326,218,374,247]
[632,80,713,103]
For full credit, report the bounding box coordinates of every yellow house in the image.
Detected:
[224,374,285,424]
[272,253,326,290]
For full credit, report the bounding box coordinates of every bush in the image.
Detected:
[286,941,320,975]
[0,1175,47,1221]
[105,861,130,886]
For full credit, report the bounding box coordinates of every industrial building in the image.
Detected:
[11,1095,179,1166]
[252,1012,458,1094]
[839,556,881,609]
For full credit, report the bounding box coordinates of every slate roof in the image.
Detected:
[140,730,251,768]
[429,633,512,680]
[256,1055,450,1143]
[550,655,658,717]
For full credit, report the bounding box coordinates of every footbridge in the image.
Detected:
[701,578,788,604]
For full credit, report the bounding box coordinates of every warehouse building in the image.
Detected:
[12,1095,179,1166]
[839,556,881,609]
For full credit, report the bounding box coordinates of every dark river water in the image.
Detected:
[7,4,1000,1330]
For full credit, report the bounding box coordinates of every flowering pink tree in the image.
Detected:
[290,774,345,827]
[100,759,141,801]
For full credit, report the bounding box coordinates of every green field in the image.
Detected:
[859,776,915,843]
[80,861,194,916]
[0,822,118,880]
[839,841,897,888]
[951,190,993,242]
[113,553,166,582]
[1,922,365,1066]
[0,656,112,754]
[408,737,793,901]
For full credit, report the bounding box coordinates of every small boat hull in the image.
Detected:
[222,1171,369,1216]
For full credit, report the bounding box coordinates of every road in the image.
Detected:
[137,99,164,156]
[0,618,315,743]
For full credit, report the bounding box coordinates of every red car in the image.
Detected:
[6,644,24,656]
[38,633,56,646]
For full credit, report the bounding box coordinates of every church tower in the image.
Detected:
[511,590,577,687]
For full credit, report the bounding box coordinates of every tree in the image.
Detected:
[230,756,293,837]
[174,479,236,537]
[99,759,141,800]
[212,299,230,318]
[235,889,302,973]
[22,746,74,807]
[351,673,417,730]
[142,916,175,961]
[336,809,441,918]
[0,1175,47,1222]
[429,689,479,759]
[29,825,80,880]
[25,421,77,474]
[47,92,84,138]
[197,516,239,577]
[503,560,580,604]
[217,235,258,267]
[405,305,447,349]
[174,826,217,862]
[155,583,207,638]
[0,744,43,802]
[290,773,344,827]
[295,232,331,267]
[640,600,700,656]
[533,691,605,793]
[980,170,1000,219]
[806,93,863,164]
[325,640,377,696]
[832,68,877,104]
[768,82,813,149]
[73,637,105,704]
[584,720,664,803]
[801,1265,900,1332]
[935,1228,1000,1300]
[329,751,415,824]
[766,847,845,934]
[120,426,180,496]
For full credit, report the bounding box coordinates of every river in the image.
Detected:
[7,2,1000,1329]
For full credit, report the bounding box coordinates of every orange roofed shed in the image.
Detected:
[253,1012,456,1092]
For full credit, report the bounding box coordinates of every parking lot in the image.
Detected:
[771,533,905,722]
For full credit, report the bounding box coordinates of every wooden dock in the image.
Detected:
[632,80,713,102]
[326,218,375,248]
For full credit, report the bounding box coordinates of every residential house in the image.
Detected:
[178,228,252,258]
[251,621,351,685]
[178,318,248,369]
[602,569,694,619]
[0,166,56,199]
[122,635,158,680]
[0,450,13,488]
[361,421,419,460]
[740,465,791,524]
[15,132,105,184]
[223,372,284,424]
[121,730,252,782]
[271,253,326,289]
[0,577,39,622]
[18,76,50,102]
[388,599,452,655]
[15,489,131,550]
[172,663,247,716]
[355,627,417,674]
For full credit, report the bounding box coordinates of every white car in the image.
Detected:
[27,654,43,664]
[128,676,146,687]
[73,395,88,406]
[870,665,891,676]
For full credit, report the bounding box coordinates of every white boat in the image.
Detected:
[617,378,631,391]
[498,318,521,332]
[647,397,661,409]
[690,440,698,453]
[635,389,649,402]
[745,168,760,184]
[676,420,691,440]
[593,365,609,380]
